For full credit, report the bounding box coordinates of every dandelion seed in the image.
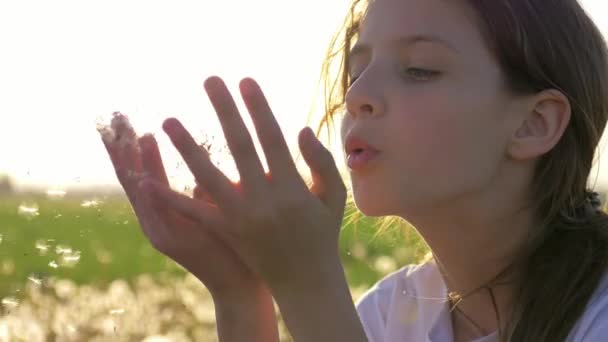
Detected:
[17,202,39,219]
[1,297,19,309]
[110,308,125,315]
[35,240,51,254]
[55,245,73,255]
[350,242,367,260]
[96,115,116,143]
[198,142,211,151]
[49,260,59,268]
[46,189,67,199]
[123,220,129,225]
[60,251,81,267]
[66,324,78,334]
[374,255,397,274]
[111,111,132,128]
[63,252,81,262]
[113,112,139,149]
[54,214,62,219]
[28,274,43,286]
[0,233,3,244]
[97,111,137,145]
[81,199,102,208]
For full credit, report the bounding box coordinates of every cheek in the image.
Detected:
[389,94,500,192]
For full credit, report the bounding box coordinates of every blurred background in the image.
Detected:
[1,0,607,341]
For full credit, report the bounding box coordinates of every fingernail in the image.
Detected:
[162,118,180,135]
[306,127,320,147]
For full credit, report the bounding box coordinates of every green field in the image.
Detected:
[0,193,430,297]
[0,192,430,340]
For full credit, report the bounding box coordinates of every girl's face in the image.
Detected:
[340,0,528,218]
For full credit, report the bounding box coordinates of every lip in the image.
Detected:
[344,135,381,155]
[347,149,381,171]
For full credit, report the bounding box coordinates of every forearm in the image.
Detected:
[272,257,368,342]
[212,283,280,342]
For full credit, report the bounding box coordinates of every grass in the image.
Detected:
[0,192,430,341]
[1,194,181,296]
[0,193,430,296]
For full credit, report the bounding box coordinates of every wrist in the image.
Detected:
[213,284,280,342]
[211,279,272,306]
[270,252,344,297]
[269,257,367,342]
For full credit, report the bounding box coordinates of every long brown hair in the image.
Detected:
[306,0,608,340]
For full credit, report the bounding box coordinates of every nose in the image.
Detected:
[344,71,386,119]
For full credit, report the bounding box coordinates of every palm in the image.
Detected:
[136,182,261,292]
[100,114,262,294]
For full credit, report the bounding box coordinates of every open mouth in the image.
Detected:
[347,148,381,170]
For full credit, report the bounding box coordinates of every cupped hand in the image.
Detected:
[99,112,266,297]
[144,76,348,291]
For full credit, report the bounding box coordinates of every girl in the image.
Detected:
[100,0,608,341]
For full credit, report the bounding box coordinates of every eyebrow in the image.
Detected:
[348,34,460,60]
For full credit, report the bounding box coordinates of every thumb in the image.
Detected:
[298,127,347,216]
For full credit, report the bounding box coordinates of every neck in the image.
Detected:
[404,188,534,336]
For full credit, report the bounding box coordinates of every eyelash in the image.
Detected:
[403,67,440,80]
[348,68,440,86]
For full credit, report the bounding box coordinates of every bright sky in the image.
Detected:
[1,0,607,192]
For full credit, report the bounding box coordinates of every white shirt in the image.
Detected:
[355,259,608,342]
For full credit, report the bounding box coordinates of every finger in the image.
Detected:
[298,127,347,217]
[203,76,269,201]
[139,178,227,238]
[133,182,172,251]
[162,117,242,217]
[99,112,143,204]
[239,77,304,187]
[193,184,215,204]
[139,134,169,185]
[194,178,249,205]
[110,113,141,174]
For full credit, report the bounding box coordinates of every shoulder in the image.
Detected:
[355,260,442,342]
[568,269,608,341]
[355,260,436,310]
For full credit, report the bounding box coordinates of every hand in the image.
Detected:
[99,112,265,296]
[145,76,348,291]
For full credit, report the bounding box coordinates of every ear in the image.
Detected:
[507,89,571,161]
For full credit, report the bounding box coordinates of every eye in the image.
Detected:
[402,67,440,80]
[349,68,439,86]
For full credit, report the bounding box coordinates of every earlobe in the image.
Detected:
[507,89,571,161]
[507,121,537,161]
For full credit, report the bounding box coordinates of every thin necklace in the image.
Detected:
[448,286,503,338]
[436,256,517,340]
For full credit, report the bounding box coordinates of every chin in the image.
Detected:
[353,197,391,217]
